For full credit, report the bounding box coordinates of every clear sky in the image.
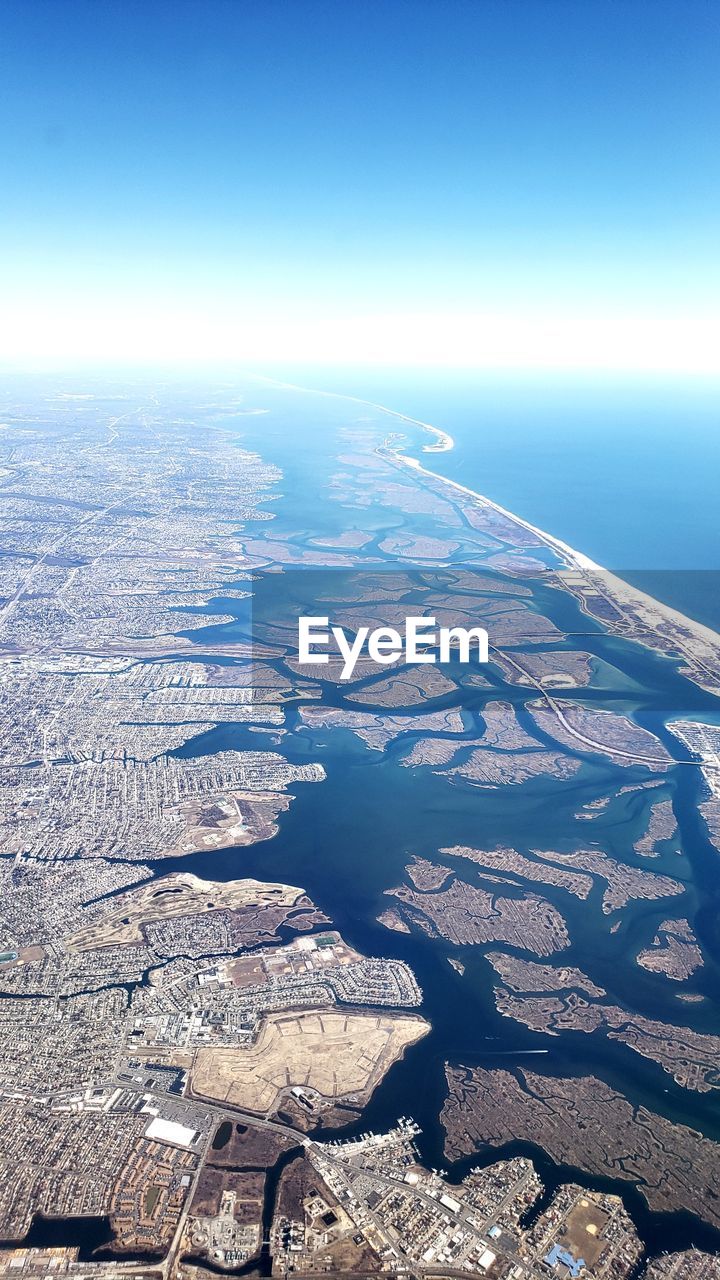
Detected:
[1,0,719,371]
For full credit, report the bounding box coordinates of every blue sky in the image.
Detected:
[1,0,719,369]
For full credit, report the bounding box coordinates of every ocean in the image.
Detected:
[262,367,720,629]
[4,370,720,1261]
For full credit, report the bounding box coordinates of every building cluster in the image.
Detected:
[521,1182,643,1277]
[307,1125,536,1276]
[0,749,322,862]
[0,858,146,954]
[0,402,278,661]
[131,933,422,1052]
[286,1122,646,1279]
[2,392,719,1280]
[0,407,323,870]
[188,1187,261,1268]
[0,989,129,1095]
[0,1087,212,1244]
[0,656,285,769]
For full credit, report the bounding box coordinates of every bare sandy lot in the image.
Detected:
[190,1009,429,1115]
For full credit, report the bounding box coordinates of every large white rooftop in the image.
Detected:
[145,1116,197,1148]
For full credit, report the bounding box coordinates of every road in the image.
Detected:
[312,1145,544,1280]
[493,647,679,766]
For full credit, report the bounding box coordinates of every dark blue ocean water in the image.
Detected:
[263,368,720,628]
[3,370,718,1261]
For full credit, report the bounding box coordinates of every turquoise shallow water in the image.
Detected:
[3,371,719,1260]
[261,368,720,627]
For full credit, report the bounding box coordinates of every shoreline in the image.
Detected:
[254,372,720,656]
[396,449,602,571]
[247,371,455,451]
[394,442,720,658]
[392,440,720,680]
[250,371,599,570]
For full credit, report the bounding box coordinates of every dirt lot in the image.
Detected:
[191,1009,429,1116]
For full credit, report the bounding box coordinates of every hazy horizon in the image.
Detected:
[2,0,718,373]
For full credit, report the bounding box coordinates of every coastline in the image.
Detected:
[254,372,720,659]
[396,448,602,571]
[396,440,720,659]
[393,436,720,693]
[248,371,455,451]
[250,371,605,571]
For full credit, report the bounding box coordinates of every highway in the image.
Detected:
[312,1144,544,1280]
